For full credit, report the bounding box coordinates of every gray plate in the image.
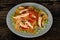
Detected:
[6,2,53,38]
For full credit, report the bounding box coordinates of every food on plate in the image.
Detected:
[11,6,48,34]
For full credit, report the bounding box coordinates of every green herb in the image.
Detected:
[10,14,15,27]
[21,30,27,33]
[44,19,48,24]
[41,26,45,29]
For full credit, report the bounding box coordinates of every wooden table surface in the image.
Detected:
[0,0,60,40]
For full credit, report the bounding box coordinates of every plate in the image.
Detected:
[6,2,53,38]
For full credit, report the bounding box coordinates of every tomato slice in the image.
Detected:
[29,10,38,20]
[28,18,35,23]
[28,10,38,23]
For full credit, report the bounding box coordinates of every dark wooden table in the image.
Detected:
[0,0,60,40]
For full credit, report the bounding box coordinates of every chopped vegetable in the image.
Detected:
[44,19,48,24]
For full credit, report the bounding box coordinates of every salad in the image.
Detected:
[11,6,48,34]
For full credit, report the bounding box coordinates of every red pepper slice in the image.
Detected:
[28,10,38,23]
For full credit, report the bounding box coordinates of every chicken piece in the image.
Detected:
[38,17,42,27]
[15,8,28,14]
[41,19,44,26]
[25,21,33,29]
[13,13,29,20]
[31,14,36,18]
[18,6,24,10]
[19,9,28,14]
[19,21,29,29]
